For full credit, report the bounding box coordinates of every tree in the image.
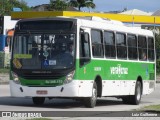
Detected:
[49,0,69,11]
[0,0,30,15]
[69,0,95,11]
[156,34,160,58]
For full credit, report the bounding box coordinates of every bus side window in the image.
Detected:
[80,32,91,66]
[91,29,103,58]
[127,34,138,60]
[116,33,127,59]
[148,37,155,61]
[138,36,147,61]
[104,31,116,58]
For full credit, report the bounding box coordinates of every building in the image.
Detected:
[120,9,152,16]
[31,4,49,11]
[152,9,160,16]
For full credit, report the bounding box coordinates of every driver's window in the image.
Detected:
[80,32,91,66]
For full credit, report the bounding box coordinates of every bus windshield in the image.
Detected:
[12,33,75,70]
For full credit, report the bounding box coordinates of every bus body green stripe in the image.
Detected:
[75,59,155,81]
[15,59,155,86]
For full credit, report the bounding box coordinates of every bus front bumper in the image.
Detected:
[9,80,93,97]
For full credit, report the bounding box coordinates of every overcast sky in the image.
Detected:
[25,0,160,12]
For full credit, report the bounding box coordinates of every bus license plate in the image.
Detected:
[36,90,48,95]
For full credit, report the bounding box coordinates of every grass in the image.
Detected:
[138,104,160,112]
[0,68,9,73]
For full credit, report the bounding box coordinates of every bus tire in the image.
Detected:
[122,81,142,105]
[32,97,45,105]
[130,81,142,105]
[84,82,97,108]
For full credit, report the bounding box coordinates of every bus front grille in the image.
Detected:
[21,74,64,80]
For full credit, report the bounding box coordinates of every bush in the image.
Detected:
[157,59,160,74]
[0,52,5,68]
[0,68,9,73]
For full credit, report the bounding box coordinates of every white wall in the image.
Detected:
[3,16,17,35]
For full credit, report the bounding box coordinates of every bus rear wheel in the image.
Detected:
[122,81,142,105]
[32,97,45,105]
[131,81,142,105]
[84,82,97,108]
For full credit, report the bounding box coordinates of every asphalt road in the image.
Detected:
[0,84,160,120]
[0,84,160,112]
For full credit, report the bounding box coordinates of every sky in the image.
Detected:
[24,0,160,13]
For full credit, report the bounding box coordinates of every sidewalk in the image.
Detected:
[0,73,9,84]
[157,75,160,83]
[0,73,160,84]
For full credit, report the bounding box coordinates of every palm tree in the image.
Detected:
[69,0,95,11]
[49,0,68,11]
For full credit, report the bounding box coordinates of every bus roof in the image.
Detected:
[75,16,154,37]
[16,16,154,37]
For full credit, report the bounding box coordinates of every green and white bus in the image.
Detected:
[10,16,156,108]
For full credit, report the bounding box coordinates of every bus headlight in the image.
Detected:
[11,72,20,84]
[64,71,75,84]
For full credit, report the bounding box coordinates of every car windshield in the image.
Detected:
[12,33,75,69]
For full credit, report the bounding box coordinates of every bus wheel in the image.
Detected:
[32,97,45,105]
[122,81,142,105]
[130,81,142,105]
[84,82,97,108]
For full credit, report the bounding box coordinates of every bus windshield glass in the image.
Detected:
[12,33,75,70]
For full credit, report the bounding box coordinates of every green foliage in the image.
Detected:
[155,33,160,74]
[138,104,160,112]
[49,0,69,11]
[0,0,30,15]
[69,0,96,11]
[0,68,9,73]
[157,59,160,73]
[155,34,160,58]
[0,52,5,68]
[48,0,96,11]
